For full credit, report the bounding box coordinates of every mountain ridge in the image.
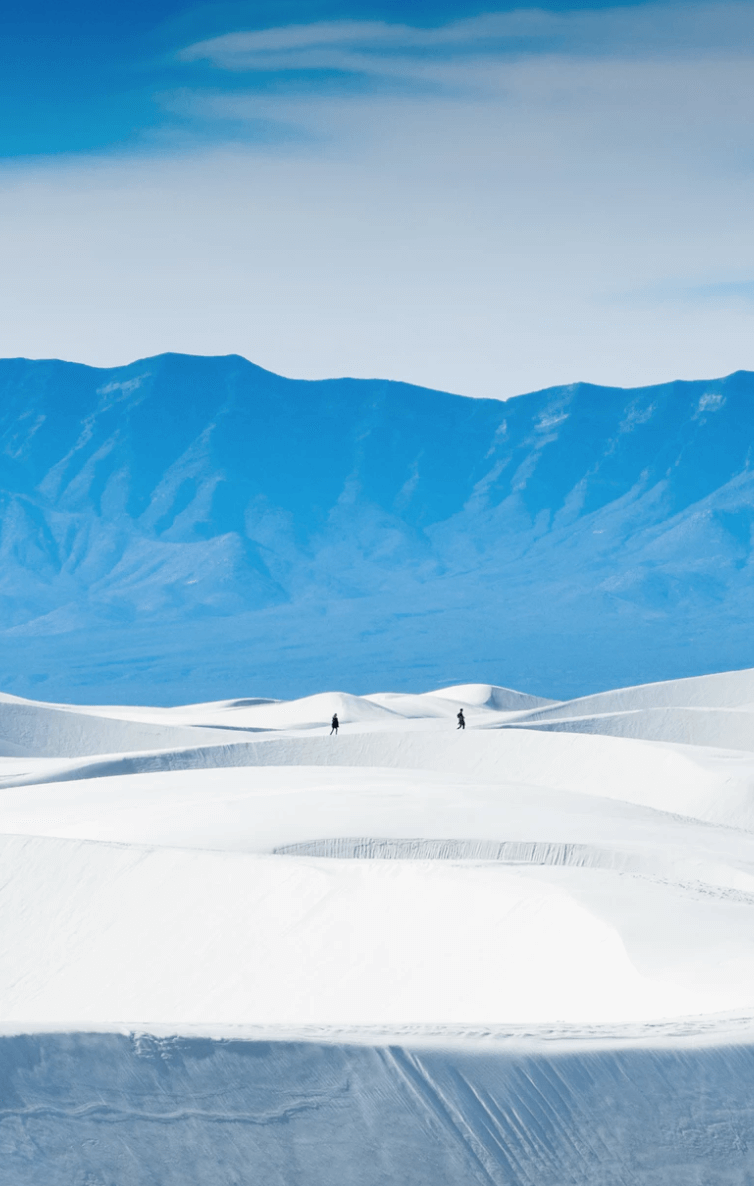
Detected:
[1,353,752,702]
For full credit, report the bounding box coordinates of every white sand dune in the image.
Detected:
[0,683,534,748]
[1,831,740,1027]
[2,667,754,1027]
[429,682,559,710]
[8,1028,754,1186]
[495,667,754,744]
[3,725,754,828]
[529,666,754,712]
[4,669,754,1180]
[0,691,258,757]
[509,706,754,749]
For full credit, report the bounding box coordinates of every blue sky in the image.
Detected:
[2,1,754,397]
[2,0,683,157]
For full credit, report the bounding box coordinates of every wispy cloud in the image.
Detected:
[178,4,754,82]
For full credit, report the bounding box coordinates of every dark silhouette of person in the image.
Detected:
[457,709,465,730]
[330,713,339,735]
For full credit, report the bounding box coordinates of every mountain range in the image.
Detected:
[1,353,753,702]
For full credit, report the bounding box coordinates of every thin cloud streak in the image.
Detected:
[179,4,754,79]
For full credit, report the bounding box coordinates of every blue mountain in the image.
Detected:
[1,353,752,703]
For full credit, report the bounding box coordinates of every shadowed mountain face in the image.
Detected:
[1,353,753,702]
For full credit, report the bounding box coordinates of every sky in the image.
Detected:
[1,0,754,399]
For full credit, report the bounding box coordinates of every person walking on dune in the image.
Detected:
[330,713,339,735]
[457,709,465,730]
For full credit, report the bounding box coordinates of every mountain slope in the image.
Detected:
[1,354,753,701]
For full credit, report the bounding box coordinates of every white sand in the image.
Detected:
[3,668,754,1032]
